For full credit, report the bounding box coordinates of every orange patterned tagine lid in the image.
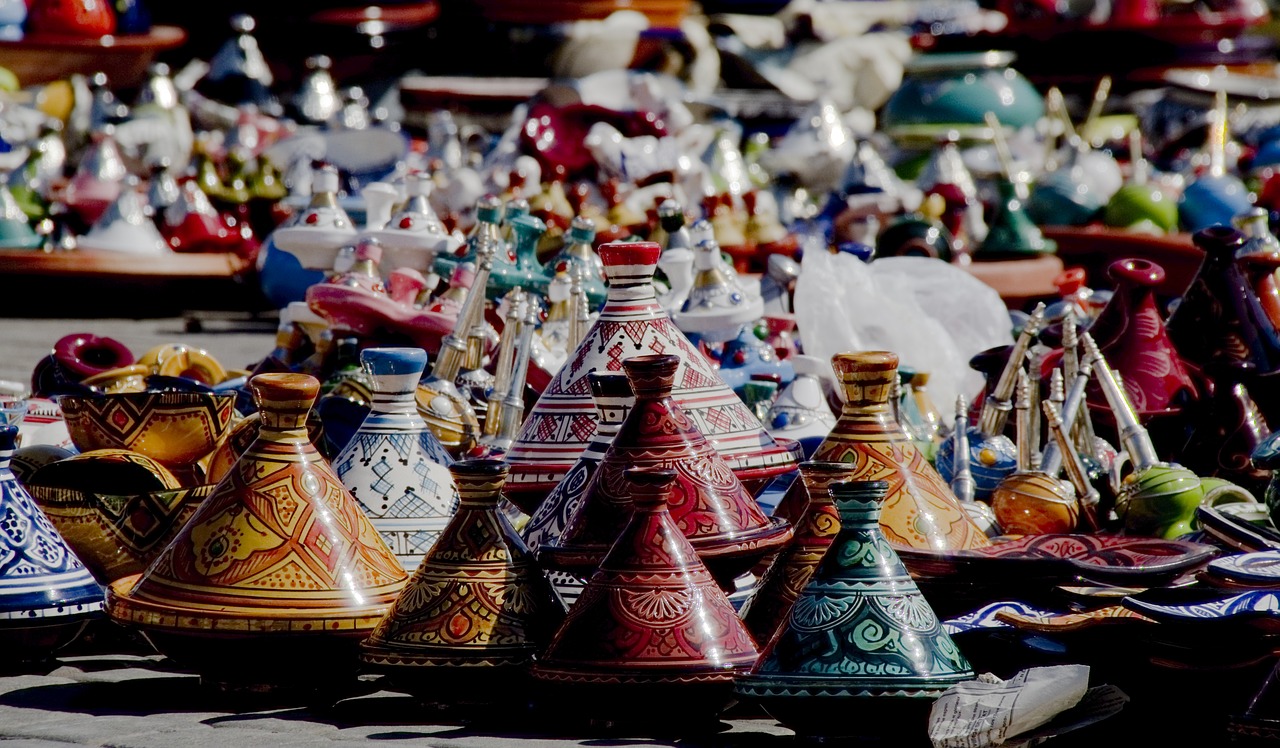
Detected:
[740,461,849,646]
[107,373,407,693]
[811,351,989,551]
[502,241,797,510]
[540,354,792,590]
[360,459,565,703]
[532,468,760,728]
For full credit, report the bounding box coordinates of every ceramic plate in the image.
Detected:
[1197,504,1280,552]
[1123,588,1280,629]
[1208,552,1280,586]
[1163,68,1280,100]
[897,534,1216,587]
[942,601,1057,635]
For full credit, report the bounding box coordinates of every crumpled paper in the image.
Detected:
[930,666,1086,747]
[793,251,1013,411]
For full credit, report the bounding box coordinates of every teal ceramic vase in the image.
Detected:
[735,479,974,740]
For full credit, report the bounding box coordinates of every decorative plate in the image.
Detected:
[896,533,1217,587]
[1196,504,1280,553]
[942,601,1057,635]
[1207,552,1280,587]
[1123,589,1280,629]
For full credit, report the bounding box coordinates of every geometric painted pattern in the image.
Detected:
[335,351,459,571]
[504,243,796,502]
[109,375,406,632]
[0,425,103,619]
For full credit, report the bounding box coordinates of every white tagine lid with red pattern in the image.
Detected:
[502,241,799,510]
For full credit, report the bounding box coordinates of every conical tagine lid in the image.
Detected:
[542,354,791,581]
[504,241,797,502]
[737,480,973,698]
[533,468,759,685]
[334,347,458,570]
[362,459,564,668]
[110,374,406,630]
[812,351,989,551]
[0,424,103,621]
[740,461,849,646]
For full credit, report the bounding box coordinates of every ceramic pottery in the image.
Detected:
[333,348,457,571]
[521,372,633,605]
[8,445,74,485]
[106,373,407,692]
[881,51,1044,134]
[540,354,792,590]
[77,184,170,255]
[27,480,209,583]
[977,180,1057,258]
[1181,361,1271,497]
[206,410,325,485]
[740,461,849,646]
[1167,226,1280,375]
[0,425,104,662]
[504,241,796,511]
[0,183,41,249]
[1087,259,1197,416]
[714,326,795,397]
[488,214,549,299]
[27,0,115,38]
[990,472,1080,535]
[532,468,760,726]
[765,354,836,459]
[1206,551,1280,589]
[734,480,975,739]
[812,351,989,551]
[59,390,236,487]
[361,459,565,702]
[272,166,358,266]
[675,240,765,340]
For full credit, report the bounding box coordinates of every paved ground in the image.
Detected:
[0,651,795,748]
[0,316,277,387]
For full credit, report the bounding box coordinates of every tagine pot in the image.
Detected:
[734,479,975,740]
[0,425,105,664]
[1180,361,1272,497]
[812,351,989,551]
[1087,258,1197,421]
[521,372,633,606]
[332,348,458,571]
[881,51,1044,136]
[106,373,407,694]
[361,459,564,706]
[532,468,760,730]
[740,461,849,646]
[503,241,797,512]
[539,354,793,591]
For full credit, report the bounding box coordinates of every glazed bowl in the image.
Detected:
[59,390,237,475]
[26,482,212,583]
[882,51,1044,138]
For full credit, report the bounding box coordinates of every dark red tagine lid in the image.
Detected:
[539,354,791,588]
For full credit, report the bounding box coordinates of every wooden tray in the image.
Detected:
[0,26,186,87]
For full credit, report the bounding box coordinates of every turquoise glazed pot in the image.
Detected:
[735,479,974,740]
[882,51,1045,134]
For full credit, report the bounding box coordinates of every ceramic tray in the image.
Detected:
[896,533,1217,587]
[1206,552,1280,588]
[1123,588,1280,631]
[942,601,1058,635]
[1197,503,1280,553]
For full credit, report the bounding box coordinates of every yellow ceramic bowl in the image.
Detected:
[27,448,182,494]
[80,364,150,394]
[27,482,212,583]
[136,344,228,385]
[59,391,237,468]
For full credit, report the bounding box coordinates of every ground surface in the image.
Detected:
[0,652,795,748]
[0,316,277,387]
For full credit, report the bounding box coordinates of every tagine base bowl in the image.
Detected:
[0,612,98,667]
[737,678,963,742]
[362,646,535,709]
[108,575,386,696]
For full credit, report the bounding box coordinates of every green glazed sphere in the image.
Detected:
[1103,184,1179,234]
[1117,464,1203,539]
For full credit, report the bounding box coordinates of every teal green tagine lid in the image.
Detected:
[735,479,973,739]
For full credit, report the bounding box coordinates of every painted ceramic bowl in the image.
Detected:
[881,52,1044,137]
[26,449,181,495]
[59,390,236,477]
[79,365,151,394]
[26,482,212,583]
